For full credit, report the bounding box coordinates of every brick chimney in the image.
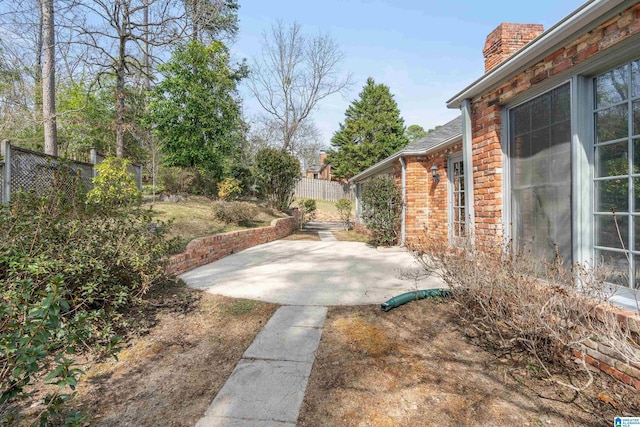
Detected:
[483,23,544,73]
[319,151,327,164]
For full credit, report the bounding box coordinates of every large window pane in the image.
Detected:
[595,178,629,212]
[595,249,629,286]
[510,83,571,264]
[596,64,629,108]
[551,86,571,122]
[595,214,629,249]
[596,142,628,178]
[531,96,550,130]
[596,104,629,143]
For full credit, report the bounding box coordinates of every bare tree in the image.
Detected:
[41,0,57,155]
[249,21,352,152]
[67,0,189,157]
[183,0,238,43]
[251,115,325,171]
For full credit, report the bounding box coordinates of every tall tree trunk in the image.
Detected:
[116,54,126,158]
[41,0,57,156]
[35,0,44,127]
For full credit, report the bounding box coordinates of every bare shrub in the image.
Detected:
[410,235,640,391]
[212,201,258,226]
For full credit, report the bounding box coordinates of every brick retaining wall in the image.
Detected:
[167,213,299,276]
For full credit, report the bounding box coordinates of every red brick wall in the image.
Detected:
[471,3,640,387]
[167,214,299,276]
[471,3,640,252]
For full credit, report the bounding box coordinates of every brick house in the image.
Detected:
[306,151,333,180]
[351,116,463,246]
[352,0,640,388]
[354,0,640,304]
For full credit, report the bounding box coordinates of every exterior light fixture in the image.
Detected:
[430,164,440,184]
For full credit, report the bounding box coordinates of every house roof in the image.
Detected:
[349,116,462,183]
[446,0,628,109]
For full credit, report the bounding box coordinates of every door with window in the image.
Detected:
[449,155,466,245]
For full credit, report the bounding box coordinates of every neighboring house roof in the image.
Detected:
[447,0,627,108]
[350,115,462,183]
[307,165,322,173]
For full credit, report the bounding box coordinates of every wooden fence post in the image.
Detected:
[2,140,11,204]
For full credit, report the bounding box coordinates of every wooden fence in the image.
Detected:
[294,177,353,202]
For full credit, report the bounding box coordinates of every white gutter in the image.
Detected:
[399,156,406,246]
[446,0,627,109]
[349,133,463,183]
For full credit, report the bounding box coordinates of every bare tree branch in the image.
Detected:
[249,21,352,152]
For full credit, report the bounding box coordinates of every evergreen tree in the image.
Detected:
[147,40,247,178]
[326,77,408,179]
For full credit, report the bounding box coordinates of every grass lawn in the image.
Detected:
[71,282,278,426]
[147,196,281,250]
[298,300,640,427]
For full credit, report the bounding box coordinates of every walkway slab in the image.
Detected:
[244,306,326,362]
[195,306,327,426]
[196,359,311,426]
[263,305,327,328]
[317,230,337,241]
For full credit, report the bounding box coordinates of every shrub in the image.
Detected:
[212,201,259,226]
[411,236,639,392]
[254,148,300,210]
[296,198,317,228]
[336,198,353,230]
[360,175,402,246]
[217,177,243,201]
[87,157,141,209]
[159,167,217,196]
[228,164,253,196]
[0,187,175,423]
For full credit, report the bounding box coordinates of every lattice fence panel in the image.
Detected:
[10,146,93,201]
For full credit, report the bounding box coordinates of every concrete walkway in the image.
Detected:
[304,221,340,241]
[196,306,327,426]
[184,233,446,426]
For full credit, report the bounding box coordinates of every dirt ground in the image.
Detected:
[69,284,277,427]
[298,299,640,427]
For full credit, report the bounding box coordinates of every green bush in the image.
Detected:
[212,201,259,226]
[296,198,317,228]
[87,157,141,209]
[0,186,175,423]
[217,177,243,201]
[159,167,217,196]
[254,148,300,210]
[336,198,353,230]
[228,164,254,196]
[361,175,402,246]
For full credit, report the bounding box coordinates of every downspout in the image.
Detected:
[461,99,476,245]
[400,156,406,246]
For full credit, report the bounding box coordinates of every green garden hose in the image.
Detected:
[381,289,451,312]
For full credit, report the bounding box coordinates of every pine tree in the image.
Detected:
[325,77,409,179]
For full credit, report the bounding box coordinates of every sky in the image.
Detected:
[232,0,587,149]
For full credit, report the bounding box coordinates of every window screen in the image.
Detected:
[509,83,572,264]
